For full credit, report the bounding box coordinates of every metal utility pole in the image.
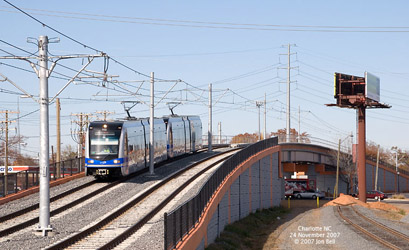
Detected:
[0,35,103,236]
[149,72,155,174]
[56,98,61,178]
[38,36,52,235]
[264,93,267,140]
[208,83,212,152]
[256,101,263,141]
[0,110,17,196]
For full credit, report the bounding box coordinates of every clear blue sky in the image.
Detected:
[1,0,408,157]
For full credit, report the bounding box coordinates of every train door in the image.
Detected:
[167,121,173,158]
[141,119,149,168]
[183,117,190,153]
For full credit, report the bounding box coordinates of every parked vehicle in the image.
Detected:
[284,178,316,198]
[366,190,387,200]
[295,189,325,199]
[285,191,300,199]
[351,190,387,200]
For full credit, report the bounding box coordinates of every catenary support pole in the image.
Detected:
[38,35,52,235]
[149,72,155,174]
[208,83,212,152]
[357,106,366,203]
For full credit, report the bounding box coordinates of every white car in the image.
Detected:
[295,189,325,199]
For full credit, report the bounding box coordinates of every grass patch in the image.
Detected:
[392,193,406,199]
[399,209,406,216]
[206,207,288,250]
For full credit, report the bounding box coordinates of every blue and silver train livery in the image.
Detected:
[85,116,202,178]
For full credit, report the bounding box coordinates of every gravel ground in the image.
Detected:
[354,204,409,235]
[272,205,391,250]
[402,214,409,223]
[0,150,222,250]
[121,149,237,250]
[0,175,95,217]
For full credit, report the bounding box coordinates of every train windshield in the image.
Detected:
[89,129,121,160]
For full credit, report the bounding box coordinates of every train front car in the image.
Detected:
[85,121,125,178]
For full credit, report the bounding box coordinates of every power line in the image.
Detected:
[3,6,409,32]
[3,1,160,81]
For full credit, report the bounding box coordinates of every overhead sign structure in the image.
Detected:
[365,72,380,102]
[328,71,390,203]
[333,72,365,107]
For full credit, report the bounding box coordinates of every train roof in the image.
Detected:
[89,121,124,126]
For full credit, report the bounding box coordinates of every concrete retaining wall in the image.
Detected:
[178,146,281,250]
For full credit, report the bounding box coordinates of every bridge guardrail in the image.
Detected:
[0,157,85,198]
[163,137,278,250]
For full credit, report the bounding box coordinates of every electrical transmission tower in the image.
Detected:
[279,44,298,142]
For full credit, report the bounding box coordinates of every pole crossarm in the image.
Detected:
[0,72,38,103]
[213,88,230,106]
[155,80,180,107]
[49,57,95,103]
[1,53,105,105]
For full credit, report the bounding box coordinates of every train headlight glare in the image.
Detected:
[114,160,120,164]
[88,160,94,164]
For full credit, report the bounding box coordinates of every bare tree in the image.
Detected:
[329,149,356,195]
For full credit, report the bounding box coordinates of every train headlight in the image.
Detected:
[113,160,120,164]
[88,160,94,164]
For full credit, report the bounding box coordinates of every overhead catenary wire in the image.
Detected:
[3,0,173,82]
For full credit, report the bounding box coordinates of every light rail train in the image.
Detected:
[85,116,202,178]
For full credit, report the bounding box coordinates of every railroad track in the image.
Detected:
[0,147,218,238]
[337,205,409,250]
[45,148,240,250]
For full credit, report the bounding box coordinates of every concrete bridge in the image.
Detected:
[175,139,409,250]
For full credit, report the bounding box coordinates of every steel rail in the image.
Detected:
[0,148,214,237]
[337,206,402,250]
[98,149,239,250]
[351,205,409,242]
[0,180,97,224]
[45,148,239,250]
